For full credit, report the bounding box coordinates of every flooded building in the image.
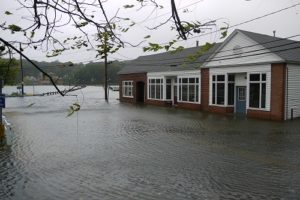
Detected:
[118,29,300,120]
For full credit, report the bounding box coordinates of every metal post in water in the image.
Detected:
[0,78,4,144]
[20,43,24,96]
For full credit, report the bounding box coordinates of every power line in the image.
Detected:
[130,33,300,63]
[171,1,300,44]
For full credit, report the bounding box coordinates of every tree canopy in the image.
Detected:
[0,0,227,95]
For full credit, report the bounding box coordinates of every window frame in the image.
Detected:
[122,81,133,98]
[148,78,164,100]
[211,74,226,106]
[248,73,267,109]
[177,76,200,104]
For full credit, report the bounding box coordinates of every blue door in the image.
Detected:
[236,86,246,114]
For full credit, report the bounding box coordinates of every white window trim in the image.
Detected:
[148,77,164,100]
[177,75,201,104]
[122,81,133,98]
[247,72,270,111]
[210,74,227,106]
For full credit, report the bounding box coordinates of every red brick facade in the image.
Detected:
[119,63,287,121]
[208,106,234,114]
[176,102,201,110]
[119,73,147,104]
[270,63,286,120]
[201,68,210,111]
[246,63,286,121]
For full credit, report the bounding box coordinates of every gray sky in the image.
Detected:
[1,0,300,63]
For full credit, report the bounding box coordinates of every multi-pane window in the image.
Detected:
[212,75,225,105]
[249,73,266,109]
[122,81,133,97]
[148,78,163,100]
[178,77,199,103]
[227,74,235,105]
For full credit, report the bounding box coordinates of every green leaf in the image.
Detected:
[8,24,22,33]
[0,46,5,52]
[5,11,12,15]
[220,31,227,39]
[30,31,35,38]
[75,21,88,28]
[123,5,134,9]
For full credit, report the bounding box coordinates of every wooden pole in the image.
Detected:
[20,43,24,96]
[104,32,108,102]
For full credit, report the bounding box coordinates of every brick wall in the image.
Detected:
[247,109,271,120]
[208,106,234,114]
[119,73,147,103]
[270,63,286,120]
[176,102,202,110]
[145,99,172,107]
[247,63,286,121]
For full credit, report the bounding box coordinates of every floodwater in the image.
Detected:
[1,86,300,200]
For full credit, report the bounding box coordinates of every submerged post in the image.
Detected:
[0,78,5,144]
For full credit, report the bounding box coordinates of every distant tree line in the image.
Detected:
[19,60,124,85]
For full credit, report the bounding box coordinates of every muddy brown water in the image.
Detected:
[1,86,300,199]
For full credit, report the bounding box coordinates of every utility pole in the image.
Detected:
[19,43,24,96]
[104,32,108,102]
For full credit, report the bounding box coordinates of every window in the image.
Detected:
[122,81,133,97]
[249,73,267,109]
[227,75,235,105]
[178,77,199,103]
[212,75,225,105]
[148,78,163,100]
[166,79,172,100]
[238,87,246,101]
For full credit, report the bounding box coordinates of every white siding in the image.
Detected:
[209,65,271,111]
[204,31,282,67]
[235,73,247,86]
[286,64,300,119]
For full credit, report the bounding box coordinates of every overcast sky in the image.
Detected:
[1,0,300,63]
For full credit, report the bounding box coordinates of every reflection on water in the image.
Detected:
[1,86,300,200]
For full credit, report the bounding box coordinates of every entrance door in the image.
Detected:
[236,86,246,114]
[136,82,145,103]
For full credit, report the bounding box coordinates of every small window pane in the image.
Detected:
[228,83,235,105]
[212,75,216,82]
[182,78,188,84]
[212,83,216,104]
[217,75,225,82]
[189,78,195,83]
[261,83,266,108]
[182,85,188,101]
[262,74,266,81]
[249,83,260,108]
[228,74,235,82]
[250,74,260,81]
[217,83,225,104]
[189,84,195,102]
[195,85,199,102]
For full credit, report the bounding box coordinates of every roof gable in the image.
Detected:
[203,29,283,68]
